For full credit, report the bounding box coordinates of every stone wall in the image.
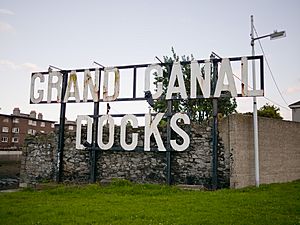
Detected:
[219,114,300,188]
[20,122,229,188]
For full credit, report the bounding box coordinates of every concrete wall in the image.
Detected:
[219,114,300,188]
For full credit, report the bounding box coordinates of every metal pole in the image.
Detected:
[165,63,172,185]
[211,58,218,190]
[166,99,172,185]
[90,102,99,183]
[56,71,68,182]
[90,69,101,183]
[251,15,260,187]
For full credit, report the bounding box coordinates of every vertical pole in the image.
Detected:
[212,99,218,189]
[56,71,68,182]
[251,15,260,187]
[166,64,172,185]
[211,57,218,190]
[90,69,101,183]
[166,99,172,185]
[90,102,99,183]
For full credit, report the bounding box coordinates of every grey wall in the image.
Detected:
[219,114,300,188]
[20,114,299,189]
[292,108,300,122]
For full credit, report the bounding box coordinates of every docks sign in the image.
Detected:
[30,56,264,152]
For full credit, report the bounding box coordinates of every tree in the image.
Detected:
[152,48,237,122]
[258,103,283,119]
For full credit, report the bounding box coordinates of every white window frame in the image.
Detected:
[13,118,19,123]
[3,118,9,123]
[40,122,45,127]
[68,125,74,131]
[12,127,19,133]
[12,137,19,143]
[51,123,55,128]
[1,137,8,142]
[28,129,32,135]
[2,127,9,133]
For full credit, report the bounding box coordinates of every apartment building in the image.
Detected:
[0,108,55,150]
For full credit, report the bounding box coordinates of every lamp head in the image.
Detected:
[270,30,286,40]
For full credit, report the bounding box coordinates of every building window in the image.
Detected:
[40,130,45,133]
[28,129,36,135]
[3,118,9,123]
[13,118,19,123]
[51,123,55,128]
[2,127,9,133]
[12,137,19,143]
[12,127,19,133]
[1,137,8,142]
[28,120,37,126]
[40,122,45,127]
[68,126,74,131]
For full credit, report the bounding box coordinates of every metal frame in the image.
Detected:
[31,55,264,187]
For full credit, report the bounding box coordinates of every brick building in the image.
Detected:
[0,108,55,150]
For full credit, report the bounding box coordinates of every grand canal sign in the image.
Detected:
[30,56,264,152]
[29,55,264,184]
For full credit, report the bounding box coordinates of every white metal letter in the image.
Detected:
[83,69,99,102]
[144,64,163,99]
[98,115,114,150]
[144,113,166,151]
[120,114,138,151]
[191,60,211,98]
[103,67,120,102]
[166,62,188,100]
[76,115,93,149]
[214,58,237,97]
[30,73,45,103]
[241,57,264,97]
[47,71,62,103]
[63,71,80,103]
[170,113,190,151]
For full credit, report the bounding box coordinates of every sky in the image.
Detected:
[0,0,299,122]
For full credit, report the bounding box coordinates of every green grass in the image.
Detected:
[0,180,299,225]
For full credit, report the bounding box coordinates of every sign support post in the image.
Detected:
[56,71,68,182]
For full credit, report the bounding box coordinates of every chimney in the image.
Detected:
[30,110,36,119]
[13,108,20,116]
[38,113,43,120]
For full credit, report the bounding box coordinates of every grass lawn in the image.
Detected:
[0,180,299,225]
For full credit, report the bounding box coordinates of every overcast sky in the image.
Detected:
[0,0,299,122]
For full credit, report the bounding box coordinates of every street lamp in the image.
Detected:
[250,15,286,187]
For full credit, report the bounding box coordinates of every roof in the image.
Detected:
[289,101,300,109]
[0,113,56,123]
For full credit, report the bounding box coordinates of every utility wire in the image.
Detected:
[253,25,289,106]
[263,96,290,110]
[231,71,289,110]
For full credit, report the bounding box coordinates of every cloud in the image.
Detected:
[21,63,41,71]
[286,86,300,94]
[0,21,15,33]
[0,59,41,71]
[0,9,15,15]
[0,59,18,70]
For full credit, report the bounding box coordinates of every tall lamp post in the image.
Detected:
[250,15,286,187]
